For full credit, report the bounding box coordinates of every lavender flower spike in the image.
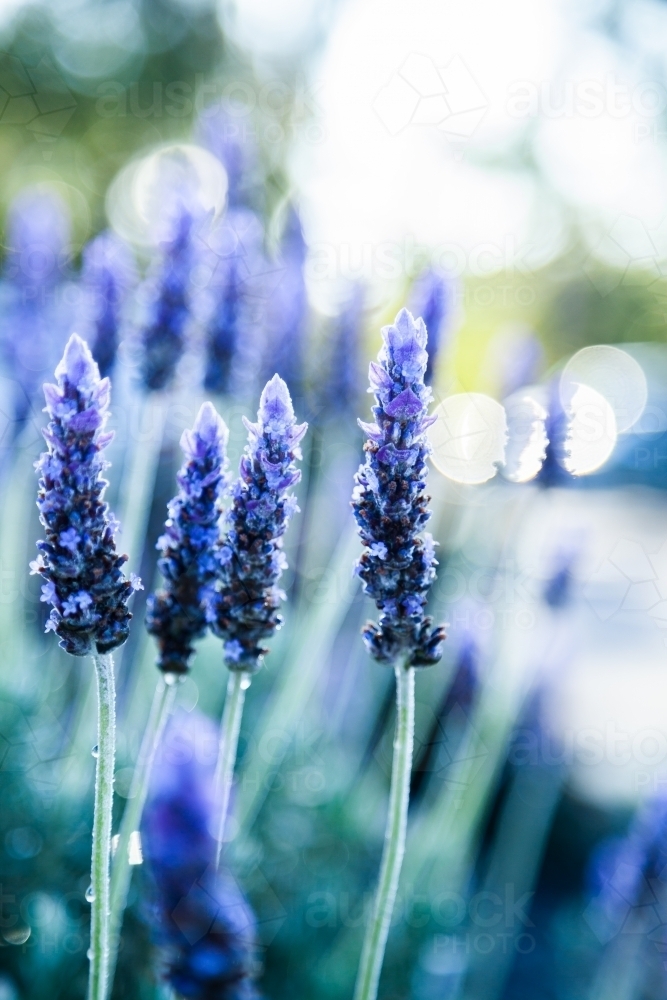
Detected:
[147,402,230,674]
[208,375,307,671]
[352,308,446,667]
[33,334,138,656]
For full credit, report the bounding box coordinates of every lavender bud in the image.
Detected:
[147,403,230,675]
[142,709,259,999]
[80,230,136,377]
[33,335,138,656]
[207,375,307,671]
[140,205,198,392]
[352,308,446,667]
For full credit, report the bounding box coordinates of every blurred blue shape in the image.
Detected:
[320,283,365,418]
[140,204,199,392]
[0,187,74,422]
[203,208,267,396]
[408,268,455,385]
[79,230,136,378]
[196,102,262,211]
[142,708,259,999]
[262,206,308,398]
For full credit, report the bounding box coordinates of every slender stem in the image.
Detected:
[353,660,415,1000]
[214,670,249,868]
[107,676,177,990]
[88,653,116,1000]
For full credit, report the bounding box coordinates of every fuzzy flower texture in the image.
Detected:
[353,309,446,667]
[147,403,229,675]
[32,335,140,656]
[208,375,306,671]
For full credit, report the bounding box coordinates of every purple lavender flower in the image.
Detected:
[408,269,454,385]
[32,335,138,655]
[140,205,199,392]
[79,230,136,378]
[262,207,308,395]
[352,308,446,666]
[147,403,230,675]
[142,708,259,1000]
[203,209,267,396]
[207,375,307,671]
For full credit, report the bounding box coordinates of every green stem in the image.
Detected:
[353,660,415,1000]
[88,653,116,1000]
[214,670,249,868]
[107,676,177,990]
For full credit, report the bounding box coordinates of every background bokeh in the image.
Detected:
[1,1,667,998]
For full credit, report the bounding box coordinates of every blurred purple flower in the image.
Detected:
[542,545,579,609]
[79,230,136,378]
[585,797,667,946]
[537,379,572,488]
[0,188,74,416]
[147,403,229,675]
[196,103,262,211]
[140,205,199,392]
[262,207,308,397]
[203,209,267,396]
[321,284,365,417]
[408,269,454,385]
[207,375,306,671]
[4,187,70,292]
[352,308,446,666]
[143,708,259,999]
[33,335,136,655]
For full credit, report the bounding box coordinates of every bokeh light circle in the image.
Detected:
[106,143,228,246]
[429,393,507,485]
[502,390,548,483]
[563,383,617,476]
[560,345,647,433]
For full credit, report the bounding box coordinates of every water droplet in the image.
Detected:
[3,925,30,945]
[91,745,99,758]
[87,948,93,961]
[240,675,252,691]
[85,885,96,903]
[163,672,184,687]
